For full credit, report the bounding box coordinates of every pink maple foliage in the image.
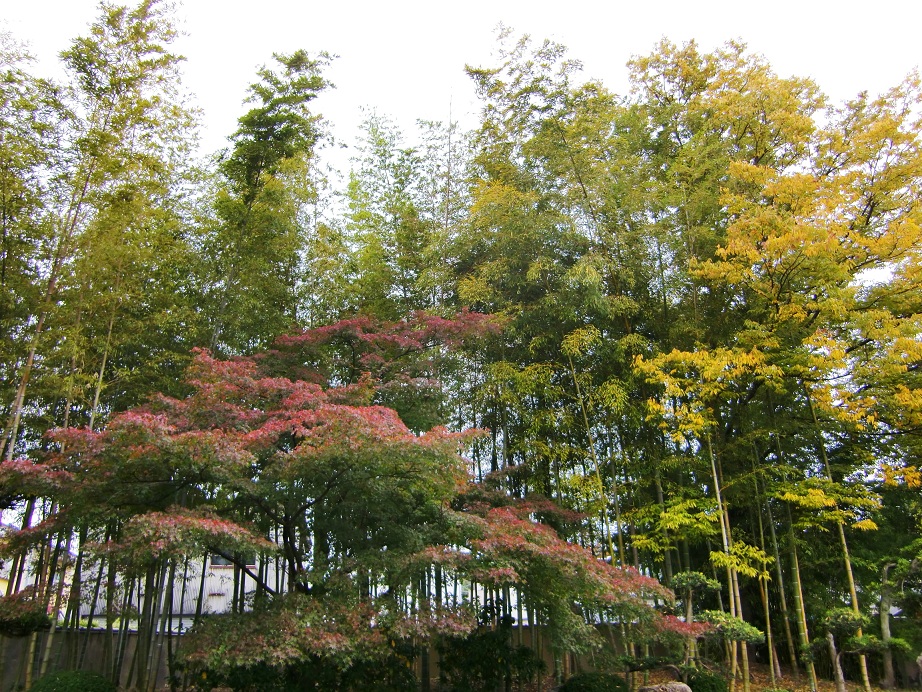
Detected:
[95,506,275,568]
[0,312,693,671]
[263,310,498,391]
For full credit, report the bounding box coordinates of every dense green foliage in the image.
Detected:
[29,670,117,692]
[686,669,730,692]
[1,2,922,692]
[185,653,418,692]
[437,613,545,691]
[558,671,629,692]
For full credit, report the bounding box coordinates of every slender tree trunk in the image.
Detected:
[112,576,136,685]
[806,389,872,692]
[61,530,87,669]
[23,630,41,689]
[25,526,64,689]
[174,559,189,642]
[685,588,698,666]
[766,438,800,676]
[193,554,208,628]
[835,520,872,691]
[654,469,673,585]
[568,354,616,560]
[148,561,174,692]
[609,427,630,567]
[101,527,120,673]
[758,578,777,688]
[879,563,896,689]
[787,514,818,692]
[706,434,743,691]
[39,529,73,678]
[87,282,121,431]
[130,563,161,692]
[827,633,847,692]
[750,459,777,686]
[231,560,240,613]
[3,145,103,462]
[80,529,110,668]
[6,498,36,597]
[4,310,49,461]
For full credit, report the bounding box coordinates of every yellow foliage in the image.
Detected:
[711,541,773,579]
[562,326,601,358]
[634,346,782,440]
[458,274,494,306]
[882,463,922,489]
[778,488,837,510]
[470,180,538,221]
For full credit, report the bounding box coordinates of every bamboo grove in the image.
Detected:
[1,2,922,691]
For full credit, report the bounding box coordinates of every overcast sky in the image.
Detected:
[4,0,921,169]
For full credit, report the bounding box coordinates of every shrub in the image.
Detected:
[686,669,728,692]
[437,615,544,691]
[559,671,629,692]
[29,670,117,692]
[0,587,52,636]
[698,611,764,645]
[188,655,418,692]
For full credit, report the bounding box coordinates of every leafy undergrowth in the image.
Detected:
[202,663,905,692]
[637,664,900,692]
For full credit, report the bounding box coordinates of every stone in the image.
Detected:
[638,683,693,692]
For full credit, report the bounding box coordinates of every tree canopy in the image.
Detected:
[2,4,922,692]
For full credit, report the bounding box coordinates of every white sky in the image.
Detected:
[4,0,921,170]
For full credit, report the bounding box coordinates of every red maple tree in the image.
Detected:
[1,313,699,683]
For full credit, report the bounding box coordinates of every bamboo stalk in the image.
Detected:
[805,389,872,692]
[787,512,818,692]
[39,529,73,678]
